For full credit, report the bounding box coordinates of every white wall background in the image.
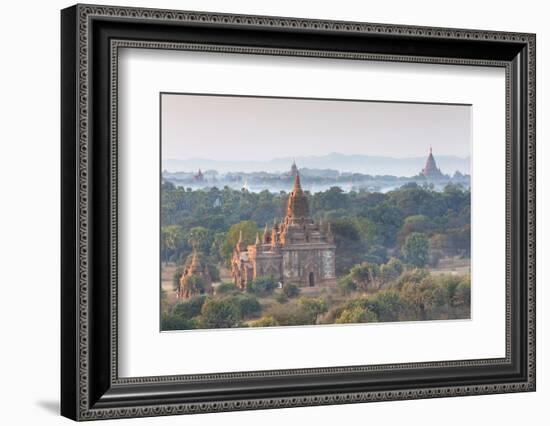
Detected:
[0,0,546,424]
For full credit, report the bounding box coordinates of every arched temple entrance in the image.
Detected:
[309,272,315,287]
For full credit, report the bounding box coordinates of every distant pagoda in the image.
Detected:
[420,147,444,178]
[288,159,299,178]
[193,169,205,182]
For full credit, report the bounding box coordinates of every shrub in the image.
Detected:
[172,295,208,320]
[453,279,471,308]
[380,257,404,283]
[266,302,314,326]
[335,306,377,324]
[401,232,429,267]
[298,297,329,323]
[216,282,239,295]
[161,312,197,331]
[181,275,206,296]
[439,275,462,306]
[200,298,241,328]
[350,262,380,292]
[275,292,289,304]
[282,283,300,298]
[172,266,184,291]
[400,278,440,320]
[394,268,430,290]
[368,290,405,322]
[250,316,280,328]
[428,249,443,268]
[337,275,357,295]
[230,294,262,317]
[246,275,277,296]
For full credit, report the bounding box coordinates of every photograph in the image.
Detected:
[58,3,536,420]
[159,93,472,331]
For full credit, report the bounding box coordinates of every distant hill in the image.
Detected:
[163,152,470,177]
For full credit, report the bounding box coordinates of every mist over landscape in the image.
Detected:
[163,152,471,177]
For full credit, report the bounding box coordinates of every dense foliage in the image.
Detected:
[160,182,471,330]
[161,268,471,330]
[161,182,470,275]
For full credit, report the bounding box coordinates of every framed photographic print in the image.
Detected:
[61,4,536,421]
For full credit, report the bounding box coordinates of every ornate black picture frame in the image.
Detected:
[61,4,536,421]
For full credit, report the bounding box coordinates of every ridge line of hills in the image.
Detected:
[163,152,470,177]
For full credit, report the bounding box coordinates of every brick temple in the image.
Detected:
[231,166,337,289]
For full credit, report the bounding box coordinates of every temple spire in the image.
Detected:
[421,146,443,178]
[293,171,302,191]
[263,224,271,244]
[236,230,243,251]
[289,158,299,177]
[286,165,309,220]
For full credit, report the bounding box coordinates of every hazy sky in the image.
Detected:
[161,93,471,161]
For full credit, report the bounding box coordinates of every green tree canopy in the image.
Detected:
[160,225,184,263]
[200,298,241,328]
[349,262,380,292]
[220,220,260,265]
[246,275,277,296]
[380,257,404,283]
[335,306,377,324]
[187,226,211,252]
[401,232,429,267]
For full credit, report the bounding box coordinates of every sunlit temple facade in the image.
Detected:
[231,167,337,289]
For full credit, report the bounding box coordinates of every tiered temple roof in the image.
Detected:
[178,252,212,299]
[421,147,444,178]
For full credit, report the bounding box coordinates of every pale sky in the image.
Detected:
[161,93,471,161]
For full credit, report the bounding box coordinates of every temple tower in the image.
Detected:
[421,146,444,178]
[178,252,212,299]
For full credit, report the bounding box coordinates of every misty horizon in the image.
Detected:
[162,151,471,176]
[161,94,472,165]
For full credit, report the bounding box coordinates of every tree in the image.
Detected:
[369,290,405,322]
[335,306,377,324]
[200,298,241,328]
[350,262,380,292]
[220,220,260,265]
[266,302,313,326]
[329,219,368,275]
[400,279,441,320]
[395,268,430,289]
[227,294,262,317]
[251,316,279,327]
[161,312,197,331]
[311,186,349,212]
[209,232,226,263]
[181,275,206,296]
[246,276,277,296]
[298,297,328,324]
[337,275,357,295]
[215,282,239,295]
[282,283,300,298]
[401,232,429,267]
[380,257,404,284]
[187,226,211,252]
[453,280,471,308]
[396,215,434,247]
[160,225,184,264]
[367,203,404,246]
[172,295,208,319]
